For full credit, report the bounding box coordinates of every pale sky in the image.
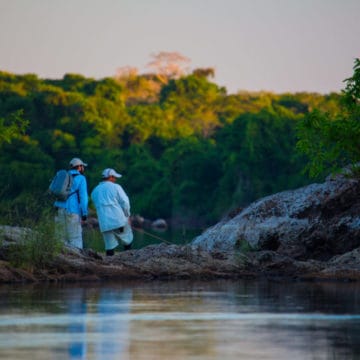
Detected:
[0,0,359,94]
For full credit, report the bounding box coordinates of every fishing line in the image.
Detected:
[131,225,174,245]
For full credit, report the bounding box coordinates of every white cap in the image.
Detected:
[102,168,122,178]
[69,157,88,167]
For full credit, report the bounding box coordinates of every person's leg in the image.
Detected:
[114,223,133,250]
[102,231,119,256]
[124,243,132,251]
[54,208,67,243]
[105,249,115,256]
[66,213,83,249]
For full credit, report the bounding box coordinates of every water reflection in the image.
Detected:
[67,288,87,359]
[61,286,132,360]
[0,280,360,359]
[94,288,132,359]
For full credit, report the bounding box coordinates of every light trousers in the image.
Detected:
[55,207,83,249]
[102,222,133,250]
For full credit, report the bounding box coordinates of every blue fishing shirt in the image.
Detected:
[54,169,88,217]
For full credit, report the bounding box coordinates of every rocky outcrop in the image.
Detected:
[0,245,255,283]
[192,173,360,261]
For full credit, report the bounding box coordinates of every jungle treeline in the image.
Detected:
[0,67,341,227]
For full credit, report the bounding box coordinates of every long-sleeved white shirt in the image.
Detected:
[91,181,130,232]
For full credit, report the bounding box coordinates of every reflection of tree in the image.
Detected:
[128,283,217,359]
[1,281,360,358]
[230,280,360,358]
[126,280,360,359]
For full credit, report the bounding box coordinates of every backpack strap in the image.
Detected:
[68,173,80,203]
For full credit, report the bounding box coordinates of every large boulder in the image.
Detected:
[192,173,360,260]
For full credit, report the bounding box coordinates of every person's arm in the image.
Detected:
[116,185,130,217]
[78,176,89,219]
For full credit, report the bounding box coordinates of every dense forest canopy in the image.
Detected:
[1,55,351,228]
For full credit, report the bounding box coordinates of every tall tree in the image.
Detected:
[296,58,360,178]
[146,51,191,84]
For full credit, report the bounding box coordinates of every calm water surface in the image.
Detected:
[0,279,360,359]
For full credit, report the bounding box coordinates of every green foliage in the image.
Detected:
[0,67,342,231]
[296,58,360,178]
[215,108,309,212]
[0,110,28,144]
[342,59,360,109]
[160,75,224,137]
[120,143,172,218]
[0,194,63,270]
[6,213,63,269]
[160,137,222,221]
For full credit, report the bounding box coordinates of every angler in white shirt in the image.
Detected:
[91,168,133,256]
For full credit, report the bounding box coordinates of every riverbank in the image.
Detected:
[1,168,360,284]
[1,241,360,283]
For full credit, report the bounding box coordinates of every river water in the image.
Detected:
[0,279,359,359]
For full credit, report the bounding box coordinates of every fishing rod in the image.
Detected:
[131,225,173,244]
[131,225,191,246]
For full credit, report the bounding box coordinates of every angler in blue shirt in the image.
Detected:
[54,157,89,249]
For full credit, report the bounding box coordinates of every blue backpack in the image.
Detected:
[49,170,78,201]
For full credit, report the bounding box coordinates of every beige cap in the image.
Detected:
[69,158,88,167]
[102,168,122,178]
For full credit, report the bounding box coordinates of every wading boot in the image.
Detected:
[106,249,115,256]
[124,244,132,251]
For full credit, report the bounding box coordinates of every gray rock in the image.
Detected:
[0,225,33,245]
[192,173,360,260]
